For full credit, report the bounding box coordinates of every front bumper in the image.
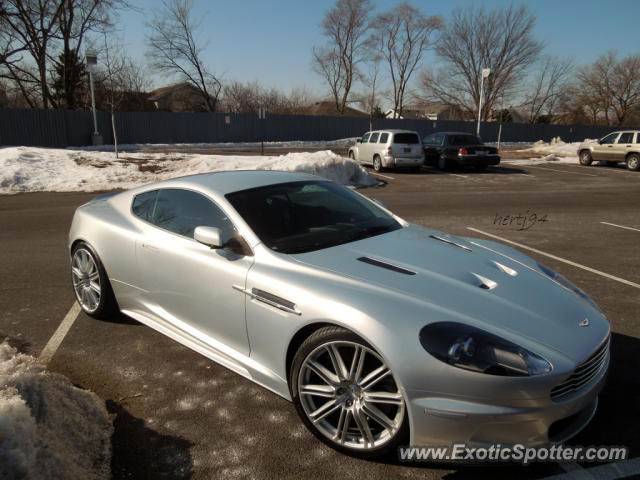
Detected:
[455,154,501,166]
[405,353,608,447]
[384,155,424,167]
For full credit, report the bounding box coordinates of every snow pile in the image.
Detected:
[0,341,112,480]
[0,147,377,194]
[68,138,359,152]
[503,138,596,165]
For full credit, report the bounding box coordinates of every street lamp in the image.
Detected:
[477,68,491,137]
[85,50,102,145]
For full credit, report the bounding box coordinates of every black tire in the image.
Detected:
[372,155,383,172]
[579,150,593,166]
[437,156,448,170]
[70,241,118,319]
[626,154,640,171]
[289,326,409,459]
[474,164,487,172]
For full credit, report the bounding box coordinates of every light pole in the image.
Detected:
[476,68,491,137]
[85,51,102,145]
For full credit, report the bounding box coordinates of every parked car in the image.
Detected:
[348,129,424,172]
[70,171,609,458]
[577,131,640,171]
[423,132,500,171]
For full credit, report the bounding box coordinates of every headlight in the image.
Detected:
[419,322,552,376]
[537,262,602,313]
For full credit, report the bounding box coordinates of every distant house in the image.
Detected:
[385,103,466,121]
[296,100,369,117]
[148,83,208,112]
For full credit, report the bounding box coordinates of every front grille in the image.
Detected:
[550,335,610,401]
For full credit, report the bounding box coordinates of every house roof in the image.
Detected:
[297,101,368,117]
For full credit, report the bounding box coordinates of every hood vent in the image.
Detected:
[429,234,472,252]
[472,273,498,290]
[357,257,416,276]
[493,261,518,277]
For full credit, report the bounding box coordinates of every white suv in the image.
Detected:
[578,131,640,171]
[348,129,424,172]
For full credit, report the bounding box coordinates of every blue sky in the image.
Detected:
[119,0,640,96]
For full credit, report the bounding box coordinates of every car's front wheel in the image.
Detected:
[579,150,593,166]
[71,242,118,319]
[627,154,640,171]
[290,326,408,458]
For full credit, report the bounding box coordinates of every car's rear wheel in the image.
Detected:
[438,156,448,170]
[71,242,118,319]
[579,150,593,166]
[372,155,383,172]
[290,326,408,458]
[626,154,640,171]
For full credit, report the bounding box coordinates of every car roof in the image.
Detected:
[128,170,321,196]
[367,129,419,134]
[426,131,479,136]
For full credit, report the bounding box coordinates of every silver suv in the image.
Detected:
[348,129,424,172]
[578,131,640,171]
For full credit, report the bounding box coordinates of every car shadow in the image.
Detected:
[420,165,528,175]
[365,331,638,478]
[107,399,195,480]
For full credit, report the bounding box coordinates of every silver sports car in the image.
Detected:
[69,171,609,458]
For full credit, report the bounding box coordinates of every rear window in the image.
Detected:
[132,190,158,221]
[393,133,420,144]
[618,132,634,143]
[447,134,482,146]
[379,133,389,143]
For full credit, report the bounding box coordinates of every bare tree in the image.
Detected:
[0,0,65,108]
[608,53,640,125]
[521,55,572,123]
[312,0,372,115]
[420,4,542,121]
[147,0,221,112]
[371,3,441,119]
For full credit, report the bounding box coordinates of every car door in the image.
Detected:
[367,131,380,163]
[613,132,635,161]
[422,134,438,164]
[592,132,620,160]
[356,132,371,163]
[133,188,253,356]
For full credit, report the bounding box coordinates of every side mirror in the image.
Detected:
[194,226,223,248]
[356,138,362,143]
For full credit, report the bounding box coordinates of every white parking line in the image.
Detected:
[540,457,640,480]
[38,302,81,365]
[372,172,395,180]
[466,227,640,290]
[524,165,599,177]
[601,221,640,233]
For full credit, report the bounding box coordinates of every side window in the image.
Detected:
[150,189,234,240]
[600,133,619,144]
[434,133,444,145]
[618,132,634,144]
[423,134,434,144]
[379,132,389,143]
[132,190,158,222]
[369,132,380,143]
[361,133,371,143]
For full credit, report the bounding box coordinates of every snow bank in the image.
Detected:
[0,342,112,480]
[0,147,377,194]
[502,137,596,165]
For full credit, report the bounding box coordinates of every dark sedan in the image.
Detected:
[423,132,500,171]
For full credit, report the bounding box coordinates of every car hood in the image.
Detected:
[289,224,609,362]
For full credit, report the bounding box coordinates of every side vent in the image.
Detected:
[357,257,416,276]
[493,261,518,277]
[472,273,498,290]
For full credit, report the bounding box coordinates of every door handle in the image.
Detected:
[141,243,159,251]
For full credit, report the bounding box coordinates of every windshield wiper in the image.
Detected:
[341,224,397,244]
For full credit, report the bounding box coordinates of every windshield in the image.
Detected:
[226,181,401,254]
[447,134,483,145]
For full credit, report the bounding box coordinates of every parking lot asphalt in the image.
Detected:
[1,160,639,480]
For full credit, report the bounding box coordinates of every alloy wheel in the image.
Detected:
[71,248,101,312]
[297,340,405,450]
